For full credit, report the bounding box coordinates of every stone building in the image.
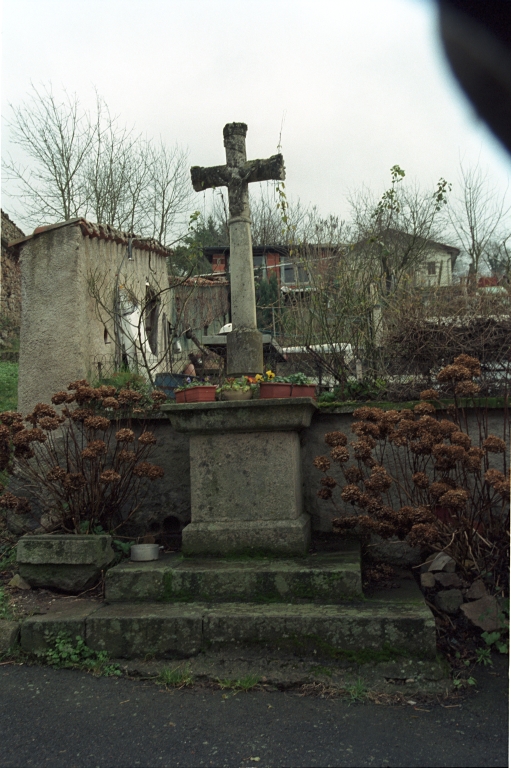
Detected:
[0,210,24,352]
[10,219,172,413]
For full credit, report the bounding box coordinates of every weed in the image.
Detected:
[344,677,366,702]
[217,674,260,692]
[314,665,333,677]
[44,630,121,676]
[475,647,493,666]
[0,587,13,620]
[157,664,194,688]
[481,629,508,655]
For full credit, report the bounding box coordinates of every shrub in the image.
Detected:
[314,355,509,595]
[0,379,167,534]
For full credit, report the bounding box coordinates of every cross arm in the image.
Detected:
[190,164,231,192]
[245,153,285,184]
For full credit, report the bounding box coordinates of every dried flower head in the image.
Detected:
[81,440,107,460]
[407,523,440,548]
[102,397,120,410]
[0,491,21,508]
[344,466,363,483]
[437,364,472,383]
[429,481,453,499]
[330,446,350,464]
[38,417,62,431]
[455,381,481,397]
[341,484,362,504]
[84,416,110,431]
[432,443,466,470]
[409,435,436,455]
[439,488,469,510]
[352,407,382,422]
[68,379,89,390]
[324,431,348,447]
[317,487,333,500]
[321,476,337,488]
[414,402,436,416]
[438,419,457,437]
[412,472,430,489]
[450,431,471,450]
[364,466,392,493]
[482,435,506,453]
[351,438,375,460]
[351,420,380,439]
[98,385,117,398]
[313,456,331,472]
[74,386,98,405]
[150,390,167,403]
[69,408,92,422]
[453,354,481,377]
[62,473,87,492]
[0,411,23,426]
[46,466,67,482]
[117,449,136,463]
[138,431,157,446]
[118,389,143,405]
[34,403,58,418]
[132,462,164,480]
[99,469,121,484]
[420,389,439,401]
[485,469,510,497]
[116,429,135,443]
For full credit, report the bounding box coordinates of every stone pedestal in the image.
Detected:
[163,399,317,556]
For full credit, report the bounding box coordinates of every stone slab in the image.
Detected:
[190,431,302,522]
[20,601,101,655]
[85,603,203,658]
[162,398,317,434]
[181,516,311,557]
[17,535,116,566]
[104,548,363,603]
[0,619,20,654]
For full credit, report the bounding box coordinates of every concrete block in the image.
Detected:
[0,620,20,653]
[85,603,203,658]
[181,516,311,557]
[20,601,100,655]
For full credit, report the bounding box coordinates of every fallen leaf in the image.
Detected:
[168,722,176,727]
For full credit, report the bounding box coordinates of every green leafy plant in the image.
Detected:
[344,677,366,702]
[157,664,194,687]
[287,373,312,386]
[174,377,215,392]
[217,674,260,692]
[44,630,121,676]
[481,630,508,655]
[216,376,256,394]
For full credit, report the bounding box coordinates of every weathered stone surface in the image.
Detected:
[435,589,463,614]
[20,601,100,655]
[182,516,311,557]
[104,548,363,603]
[163,398,317,435]
[86,603,203,658]
[0,619,20,653]
[434,573,462,588]
[466,579,487,600]
[461,595,502,631]
[420,572,436,589]
[428,552,456,573]
[226,328,264,377]
[17,535,116,593]
[8,574,31,590]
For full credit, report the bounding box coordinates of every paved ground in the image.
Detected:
[0,656,508,768]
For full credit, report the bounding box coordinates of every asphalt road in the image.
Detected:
[0,660,508,768]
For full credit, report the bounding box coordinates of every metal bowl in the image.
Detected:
[130,544,160,561]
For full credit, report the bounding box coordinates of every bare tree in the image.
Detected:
[448,164,511,277]
[3,84,95,223]
[2,84,193,246]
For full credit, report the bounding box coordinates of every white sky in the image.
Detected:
[2,0,510,229]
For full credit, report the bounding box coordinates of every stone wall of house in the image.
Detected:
[0,210,24,350]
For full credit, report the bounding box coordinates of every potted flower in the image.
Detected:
[216,376,257,401]
[288,373,317,399]
[174,377,217,403]
[255,370,292,399]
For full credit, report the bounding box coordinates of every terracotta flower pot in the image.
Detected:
[175,386,216,403]
[219,389,253,401]
[290,384,316,399]
[259,382,292,399]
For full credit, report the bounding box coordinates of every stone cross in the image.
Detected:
[191,123,285,375]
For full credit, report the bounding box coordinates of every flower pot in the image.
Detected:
[290,384,316,399]
[259,382,292,399]
[219,389,253,401]
[130,543,160,561]
[175,386,216,403]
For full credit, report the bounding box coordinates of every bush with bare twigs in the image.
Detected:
[0,380,167,534]
[313,355,509,596]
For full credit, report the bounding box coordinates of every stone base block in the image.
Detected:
[181,515,311,557]
[86,603,203,658]
[104,547,363,603]
[20,602,100,655]
[0,619,20,654]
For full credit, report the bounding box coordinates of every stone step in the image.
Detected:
[19,579,436,661]
[104,547,363,604]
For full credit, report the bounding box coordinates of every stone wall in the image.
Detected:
[0,210,24,350]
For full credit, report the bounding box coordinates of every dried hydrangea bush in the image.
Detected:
[314,356,509,594]
[0,380,167,534]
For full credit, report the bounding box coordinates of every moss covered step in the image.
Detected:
[19,586,436,660]
[104,548,363,604]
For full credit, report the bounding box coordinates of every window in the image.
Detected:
[427,262,436,276]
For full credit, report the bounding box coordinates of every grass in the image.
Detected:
[216,674,260,692]
[157,664,194,687]
[0,362,18,412]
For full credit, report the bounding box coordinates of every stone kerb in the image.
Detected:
[163,399,318,557]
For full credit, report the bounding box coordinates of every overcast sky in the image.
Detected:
[2,0,510,231]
